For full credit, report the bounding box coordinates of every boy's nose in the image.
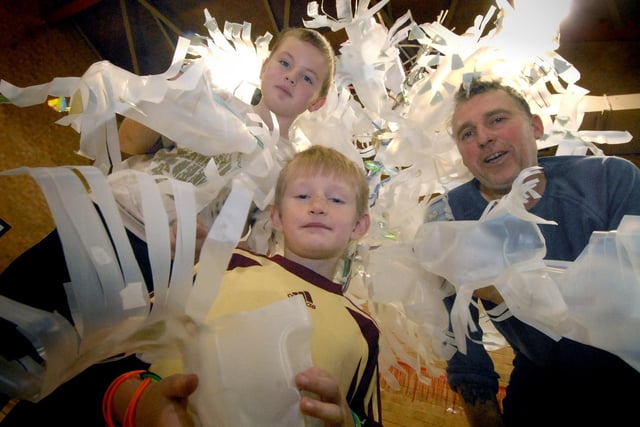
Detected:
[309,196,326,214]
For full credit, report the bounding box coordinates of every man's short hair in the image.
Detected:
[454,79,533,117]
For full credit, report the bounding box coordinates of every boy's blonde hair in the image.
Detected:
[269,27,336,98]
[274,145,369,218]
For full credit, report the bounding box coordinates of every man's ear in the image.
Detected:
[531,114,544,139]
[307,96,327,112]
[350,213,370,241]
[270,204,283,232]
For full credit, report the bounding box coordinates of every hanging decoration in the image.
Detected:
[1,1,639,419]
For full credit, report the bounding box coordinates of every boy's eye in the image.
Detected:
[329,197,345,204]
[279,59,290,68]
[303,75,314,85]
[295,194,309,199]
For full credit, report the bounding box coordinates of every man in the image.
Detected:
[426,79,640,426]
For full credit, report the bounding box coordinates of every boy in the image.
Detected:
[105,145,382,426]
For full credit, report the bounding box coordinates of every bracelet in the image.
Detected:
[122,375,154,427]
[102,370,161,427]
[351,409,363,427]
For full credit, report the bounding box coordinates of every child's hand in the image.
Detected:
[295,367,356,427]
[135,373,199,427]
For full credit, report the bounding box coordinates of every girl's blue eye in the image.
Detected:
[303,75,313,85]
[330,197,345,204]
[279,59,290,68]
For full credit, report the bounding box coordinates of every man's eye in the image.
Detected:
[459,129,474,142]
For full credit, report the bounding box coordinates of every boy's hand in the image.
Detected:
[136,373,199,427]
[295,367,356,427]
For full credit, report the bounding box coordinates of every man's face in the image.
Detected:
[451,89,544,200]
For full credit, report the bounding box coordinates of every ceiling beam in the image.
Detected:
[262,0,280,33]
[137,0,183,36]
[283,0,291,28]
[606,0,623,29]
[119,0,139,74]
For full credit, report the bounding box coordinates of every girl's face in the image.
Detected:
[270,171,369,269]
[259,36,329,122]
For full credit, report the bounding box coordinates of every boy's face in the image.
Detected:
[270,171,369,262]
[451,89,543,199]
[259,36,329,121]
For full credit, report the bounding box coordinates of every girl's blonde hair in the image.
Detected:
[274,145,369,218]
[269,27,336,98]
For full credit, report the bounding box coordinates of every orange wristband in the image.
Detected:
[102,370,151,427]
[122,375,154,427]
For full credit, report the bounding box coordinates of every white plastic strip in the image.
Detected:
[77,166,146,294]
[0,296,79,401]
[11,167,107,337]
[187,178,254,321]
[166,179,197,313]
[131,171,172,318]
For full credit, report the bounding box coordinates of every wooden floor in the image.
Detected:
[382,387,469,427]
[380,347,513,426]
